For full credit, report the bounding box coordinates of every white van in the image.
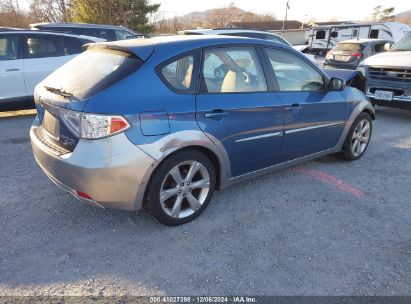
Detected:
[308,22,410,55]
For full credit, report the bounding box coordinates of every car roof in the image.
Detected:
[0,30,105,42]
[88,34,292,61]
[338,38,393,44]
[30,22,134,32]
[105,34,287,49]
[182,28,281,35]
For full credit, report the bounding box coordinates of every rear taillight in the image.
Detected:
[60,110,130,139]
[352,52,361,59]
[81,114,130,139]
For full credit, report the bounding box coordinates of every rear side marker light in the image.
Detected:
[110,117,129,134]
[77,191,93,200]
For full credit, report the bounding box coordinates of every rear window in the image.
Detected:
[42,48,142,100]
[333,43,363,52]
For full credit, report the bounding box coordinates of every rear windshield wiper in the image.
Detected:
[44,86,79,100]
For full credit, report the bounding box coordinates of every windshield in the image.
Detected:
[333,43,363,52]
[391,31,411,51]
[42,48,142,100]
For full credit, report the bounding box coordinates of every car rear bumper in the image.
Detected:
[324,61,357,70]
[30,124,157,211]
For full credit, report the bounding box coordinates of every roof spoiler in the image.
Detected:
[82,43,154,61]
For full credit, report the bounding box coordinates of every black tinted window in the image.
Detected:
[115,30,134,40]
[67,28,85,35]
[25,35,64,58]
[63,37,90,55]
[83,28,115,41]
[370,30,379,39]
[0,35,19,60]
[316,30,326,39]
[45,27,72,33]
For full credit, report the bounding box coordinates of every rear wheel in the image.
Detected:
[342,112,372,160]
[146,150,216,226]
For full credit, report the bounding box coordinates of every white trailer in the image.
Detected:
[308,22,410,56]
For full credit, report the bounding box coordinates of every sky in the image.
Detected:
[155,0,410,22]
[18,0,410,22]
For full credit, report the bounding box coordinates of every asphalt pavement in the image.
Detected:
[0,107,410,296]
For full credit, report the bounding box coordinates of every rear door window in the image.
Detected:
[24,35,64,58]
[202,47,267,93]
[41,48,142,99]
[0,35,19,60]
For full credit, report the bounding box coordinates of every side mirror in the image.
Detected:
[384,43,391,52]
[329,77,346,91]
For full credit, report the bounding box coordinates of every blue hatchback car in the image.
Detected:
[30,35,375,225]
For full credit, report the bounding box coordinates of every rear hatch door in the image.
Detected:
[34,44,146,153]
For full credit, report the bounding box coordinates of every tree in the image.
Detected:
[0,0,37,27]
[71,0,160,33]
[371,6,395,22]
[29,0,72,22]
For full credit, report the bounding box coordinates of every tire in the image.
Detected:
[342,112,373,160]
[146,149,216,226]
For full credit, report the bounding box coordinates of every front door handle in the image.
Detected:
[285,103,303,111]
[204,110,229,120]
[5,68,20,72]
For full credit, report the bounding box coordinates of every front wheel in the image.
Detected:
[342,112,373,160]
[146,150,216,226]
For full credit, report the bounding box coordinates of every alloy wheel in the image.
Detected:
[159,160,210,219]
[351,119,371,157]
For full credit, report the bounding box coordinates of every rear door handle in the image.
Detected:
[285,103,303,111]
[204,110,229,120]
[5,68,20,72]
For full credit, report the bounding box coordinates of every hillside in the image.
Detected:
[155,5,276,33]
[395,9,411,25]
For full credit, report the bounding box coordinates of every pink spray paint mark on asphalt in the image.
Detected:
[294,168,364,198]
